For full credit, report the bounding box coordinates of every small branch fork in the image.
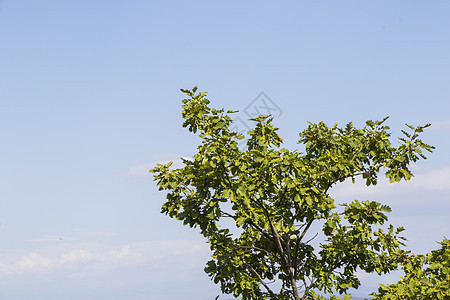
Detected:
[248,265,279,300]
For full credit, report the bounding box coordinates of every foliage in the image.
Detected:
[150,87,434,300]
[371,238,450,300]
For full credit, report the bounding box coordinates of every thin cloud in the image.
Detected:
[330,166,450,199]
[127,156,192,178]
[127,163,157,178]
[26,235,76,242]
[81,231,117,237]
[0,240,208,277]
[429,120,450,133]
[410,167,450,190]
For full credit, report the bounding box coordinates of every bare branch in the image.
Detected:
[239,245,276,257]
[304,232,318,245]
[299,218,314,242]
[248,264,279,300]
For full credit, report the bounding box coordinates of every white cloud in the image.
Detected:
[330,166,450,199]
[81,231,117,237]
[0,239,216,300]
[26,235,76,242]
[0,240,208,277]
[429,120,450,133]
[127,163,158,178]
[409,167,450,190]
[127,156,192,178]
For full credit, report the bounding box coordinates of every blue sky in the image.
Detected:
[1,1,449,299]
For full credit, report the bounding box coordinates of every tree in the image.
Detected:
[371,238,450,300]
[150,87,434,300]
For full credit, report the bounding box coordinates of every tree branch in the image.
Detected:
[260,201,301,299]
[248,264,279,300]
[298,217,314,243]
[239,245,276,257]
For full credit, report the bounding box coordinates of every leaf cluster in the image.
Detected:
[150,87,434,300]
[371,238,450,300]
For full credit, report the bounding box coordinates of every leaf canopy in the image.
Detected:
[151,87,434,300]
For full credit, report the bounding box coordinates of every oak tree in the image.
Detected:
[151,87,434,299]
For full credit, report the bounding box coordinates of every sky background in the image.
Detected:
[1,1,449,299]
